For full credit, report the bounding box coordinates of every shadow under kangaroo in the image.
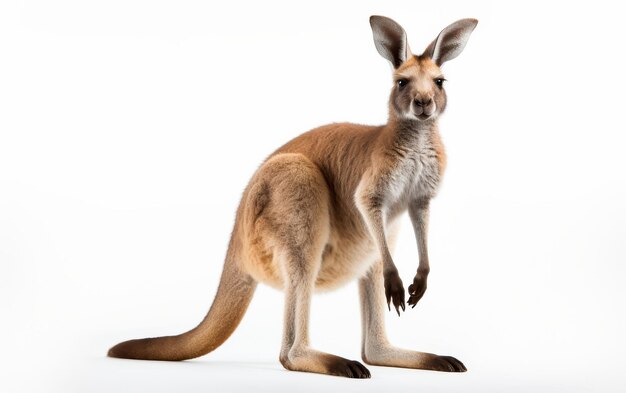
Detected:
[109,15,478,379]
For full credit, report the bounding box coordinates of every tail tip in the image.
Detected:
[107,341,130,358]
[107,345,120,358]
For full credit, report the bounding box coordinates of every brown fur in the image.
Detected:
[108,15,477,379]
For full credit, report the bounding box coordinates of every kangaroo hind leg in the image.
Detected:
[254,153,370,378]
[359,259,466,372]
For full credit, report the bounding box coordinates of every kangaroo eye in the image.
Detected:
[397,79,408,88]
[435,78,446,87]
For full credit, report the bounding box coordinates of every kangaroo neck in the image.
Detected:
[382,115,438,151]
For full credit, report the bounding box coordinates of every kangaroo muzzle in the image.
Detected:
[413,97,436,118]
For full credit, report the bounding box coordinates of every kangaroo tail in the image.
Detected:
[108,250,256,361]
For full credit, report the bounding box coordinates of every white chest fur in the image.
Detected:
[384,132,442,216]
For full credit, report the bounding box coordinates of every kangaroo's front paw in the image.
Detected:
[384,269,405,316]
[407,273,428,308]
[423,354,467,372]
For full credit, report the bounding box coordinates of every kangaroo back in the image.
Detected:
[108,238,256,361]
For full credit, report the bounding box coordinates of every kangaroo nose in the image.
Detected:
[414,98,433,107]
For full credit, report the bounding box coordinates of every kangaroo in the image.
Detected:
[108,15,478,379]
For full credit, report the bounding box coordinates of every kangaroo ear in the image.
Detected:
[423,19,478,66]
[370,15,412,69]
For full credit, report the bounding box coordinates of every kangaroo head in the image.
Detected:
[370,16,477,122]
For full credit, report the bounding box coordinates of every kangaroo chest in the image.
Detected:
[384,135,443,217]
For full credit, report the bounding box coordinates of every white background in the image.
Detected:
[1,1,625,392]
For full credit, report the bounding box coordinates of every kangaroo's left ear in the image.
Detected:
[423,19,478,66]
[370,15,412,69]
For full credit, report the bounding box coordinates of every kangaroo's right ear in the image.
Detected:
[370,15,411,69]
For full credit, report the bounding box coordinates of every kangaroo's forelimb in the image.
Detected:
[355,171,406,316]
[408,198,431,307]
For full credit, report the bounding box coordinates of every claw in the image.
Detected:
[392,293,405,316]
